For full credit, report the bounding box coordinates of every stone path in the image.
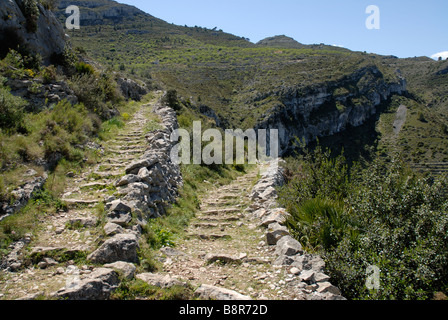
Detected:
[157,165,314,300]
[1,94,343,300]
[0,95,160,300]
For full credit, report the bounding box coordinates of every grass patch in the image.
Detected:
[110,279,195,300]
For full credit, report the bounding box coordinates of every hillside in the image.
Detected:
[54,0,448,167]
[1,0,448,302]
[55,1,415,155]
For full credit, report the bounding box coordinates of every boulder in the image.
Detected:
[117,77,147,101]
[194,284,251,301]
[266,222,289,245]
[67,218,98,228]
[292,254,326,273]
[87,234,139,264]
[136,273,188,288]
[52,268,120,300]
[104,261,136,280]
[275,235,303,257]
[103,222,124,236]
[205,253,247,265]
[316,282,342,296]
[260,208,290,226]
[107,211,132,227]
[115,174,140,187]
[108,200,132,213]
[125,157,158,175]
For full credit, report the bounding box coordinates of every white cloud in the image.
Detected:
[430,51,448,60]
[332,44,345,48]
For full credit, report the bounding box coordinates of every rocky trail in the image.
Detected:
[0,97,344,300]
[156,162,345,300]
[0,97,157,299]
[160,167,301,300]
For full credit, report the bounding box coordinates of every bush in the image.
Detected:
[161,89,181,111]
[39,100,95,161]
[75,62,95,75]
[0,86,26,132]
[39,0,58,11]
[41,65,57,84]
[279,146,448,300]
[69,72,123,119]
[21,0,40,33]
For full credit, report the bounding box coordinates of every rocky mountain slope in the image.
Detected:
[56,1,414,157]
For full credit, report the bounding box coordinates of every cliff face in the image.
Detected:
[255,66,407,155]
[57,0,146,26]
[0,0,67,64]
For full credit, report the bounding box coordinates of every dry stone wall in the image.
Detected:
[247,160,346,300]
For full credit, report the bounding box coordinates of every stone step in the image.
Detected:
[117,133,142,138]
[201,208,242,215]
[202,200,237,207]
[108,142,146,149]
[102,159,132,165]
[91,171,123,178]
[197,216,240,222]
[79,182,109,189]
[189,233,232,241]
[111,137,146,143]
[192,222,233,229]
[62,199,101,208]
[107,144,146,151]
[107,149,146,155]
[218,194,241,200]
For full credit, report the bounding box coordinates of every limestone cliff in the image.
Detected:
[0,0,67,64]
[56,0,146,26]
[254,66,407,155]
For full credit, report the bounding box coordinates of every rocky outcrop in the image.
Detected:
[0,170,47,222]
[57,0,146,26]
[87,233,139,265]
[247,160,346,300]
[0,0,67,64]
[255,66,407,155]
[117,77,147,101]
[5,78,78,111]
[51,267,120,300]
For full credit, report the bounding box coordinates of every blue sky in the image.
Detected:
[118,0,448,59]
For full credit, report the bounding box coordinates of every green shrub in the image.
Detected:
[39,0,58,11]
[38,100,95,162]
[21,0,40,33]
[285,197,359,251]
[41,65,57,84]
[69,72,123,118]
[161,89,181,111]
[279,145,448,300]
[0,86,26,132]
[75,62,95,75]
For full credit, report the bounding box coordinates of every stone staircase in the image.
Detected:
[158,168,320,300]
[0,98,160,299]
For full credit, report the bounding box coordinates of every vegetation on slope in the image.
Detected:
[278,145,448,300]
